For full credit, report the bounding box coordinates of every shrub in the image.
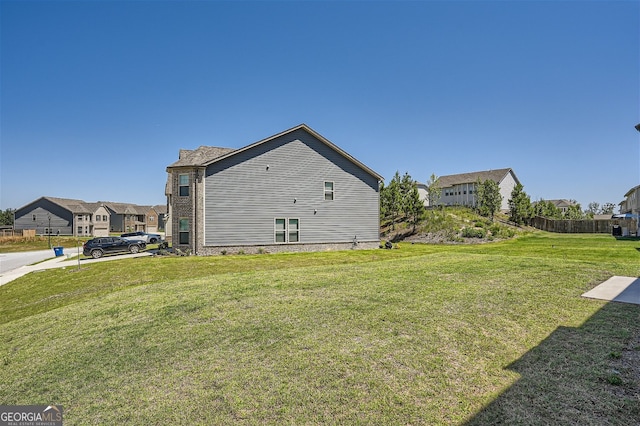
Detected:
[461,227,486,238]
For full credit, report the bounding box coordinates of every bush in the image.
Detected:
[489,224,501,235]
[461,227,486,238]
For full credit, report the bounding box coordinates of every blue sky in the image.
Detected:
[1,0,638,211]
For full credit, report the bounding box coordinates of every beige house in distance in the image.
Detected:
[418,168,520,211]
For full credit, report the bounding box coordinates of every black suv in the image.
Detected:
[83,237,146,259]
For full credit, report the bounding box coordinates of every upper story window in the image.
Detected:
[179,174,189,196]
[96,215,101,222]
[324,181,334,201]
[32,214,36,221]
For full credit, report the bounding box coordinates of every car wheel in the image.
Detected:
[150,238,157,244]
[130,245,140,254]
[91,249,103,259]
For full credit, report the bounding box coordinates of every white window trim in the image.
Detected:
[178,173,190,197]
[274,218,300,244]
[324,181,334,201]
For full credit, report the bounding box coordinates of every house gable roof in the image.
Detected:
[166,124,384,181]
[42,196,93,214]
[167,146,236,168]
[437,168,518,188]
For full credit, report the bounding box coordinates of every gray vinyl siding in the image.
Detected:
[14,200,74,235]
[203,129,380,246]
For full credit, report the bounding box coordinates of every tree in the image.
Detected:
[601,203,616,215]
[0,209,14,226]
[564,203,584,220]
[533,199,562,219]
[399,172,415,219]
[508,183,532,225]
[475,179,502,222]
[380,171,403,230]
[586,202,600,218]
[380,171,425,232]
[425,173,442,207]
[405,184,426,232]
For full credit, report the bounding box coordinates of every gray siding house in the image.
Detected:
[14,196,98,237]
[166,124,383,255]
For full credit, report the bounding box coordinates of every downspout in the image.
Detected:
[194,169,198,255]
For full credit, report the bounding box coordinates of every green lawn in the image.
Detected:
[1,232,639,424]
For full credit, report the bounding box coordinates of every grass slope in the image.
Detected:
[1,233,639,424]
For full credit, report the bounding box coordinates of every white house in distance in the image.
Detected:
[418,168,520,211]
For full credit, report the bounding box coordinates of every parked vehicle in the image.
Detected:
[121,231,162,244]
[83,237,146,259]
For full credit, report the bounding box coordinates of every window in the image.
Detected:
[103,215,108,221]
[324,181,334,201]
[96,215,101,222]
[32,214,37,221]
[179,218,189,245]
[275,218,300,243]
[77,226,83,235]
[275,219,286,243]
[288,219,299,242]
[179,174,189,196]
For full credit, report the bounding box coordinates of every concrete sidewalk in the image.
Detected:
[582,276,640,306]
[0,251,153,286]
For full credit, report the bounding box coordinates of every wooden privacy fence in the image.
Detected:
[0,228,36,238]
[531,216,638,234]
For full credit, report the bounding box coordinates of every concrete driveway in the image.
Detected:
[582,276,640,306]
[0,249,153,286]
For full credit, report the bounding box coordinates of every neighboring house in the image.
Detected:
[143,205,167,233]
[14,197,99,237]
[14,197,160,237]
[102,202,149,233]
[165,124,383,255]
[419,168,520,211]
[619,184,640,233]
[547,199,576,214]
[146,206,159,233]
[85,202,111,237]
[153,204,167,232]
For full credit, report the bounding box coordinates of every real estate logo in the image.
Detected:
[0,405,63,426]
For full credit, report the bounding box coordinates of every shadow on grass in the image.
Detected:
[465,302,640,425]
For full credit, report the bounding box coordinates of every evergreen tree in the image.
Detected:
[533,199,562,219]
[425,173,441,207]
[380,171,403,230]
[475,179,502,222]
[564,203,584,219]
[508,183,532,225]
[405,184,426,232]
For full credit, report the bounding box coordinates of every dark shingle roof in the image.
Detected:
[167,146,236,168]
[44,197,93,213]
[437,168,516,188]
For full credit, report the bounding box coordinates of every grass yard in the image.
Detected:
[1,232,639,424]
[0,236,90,253]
